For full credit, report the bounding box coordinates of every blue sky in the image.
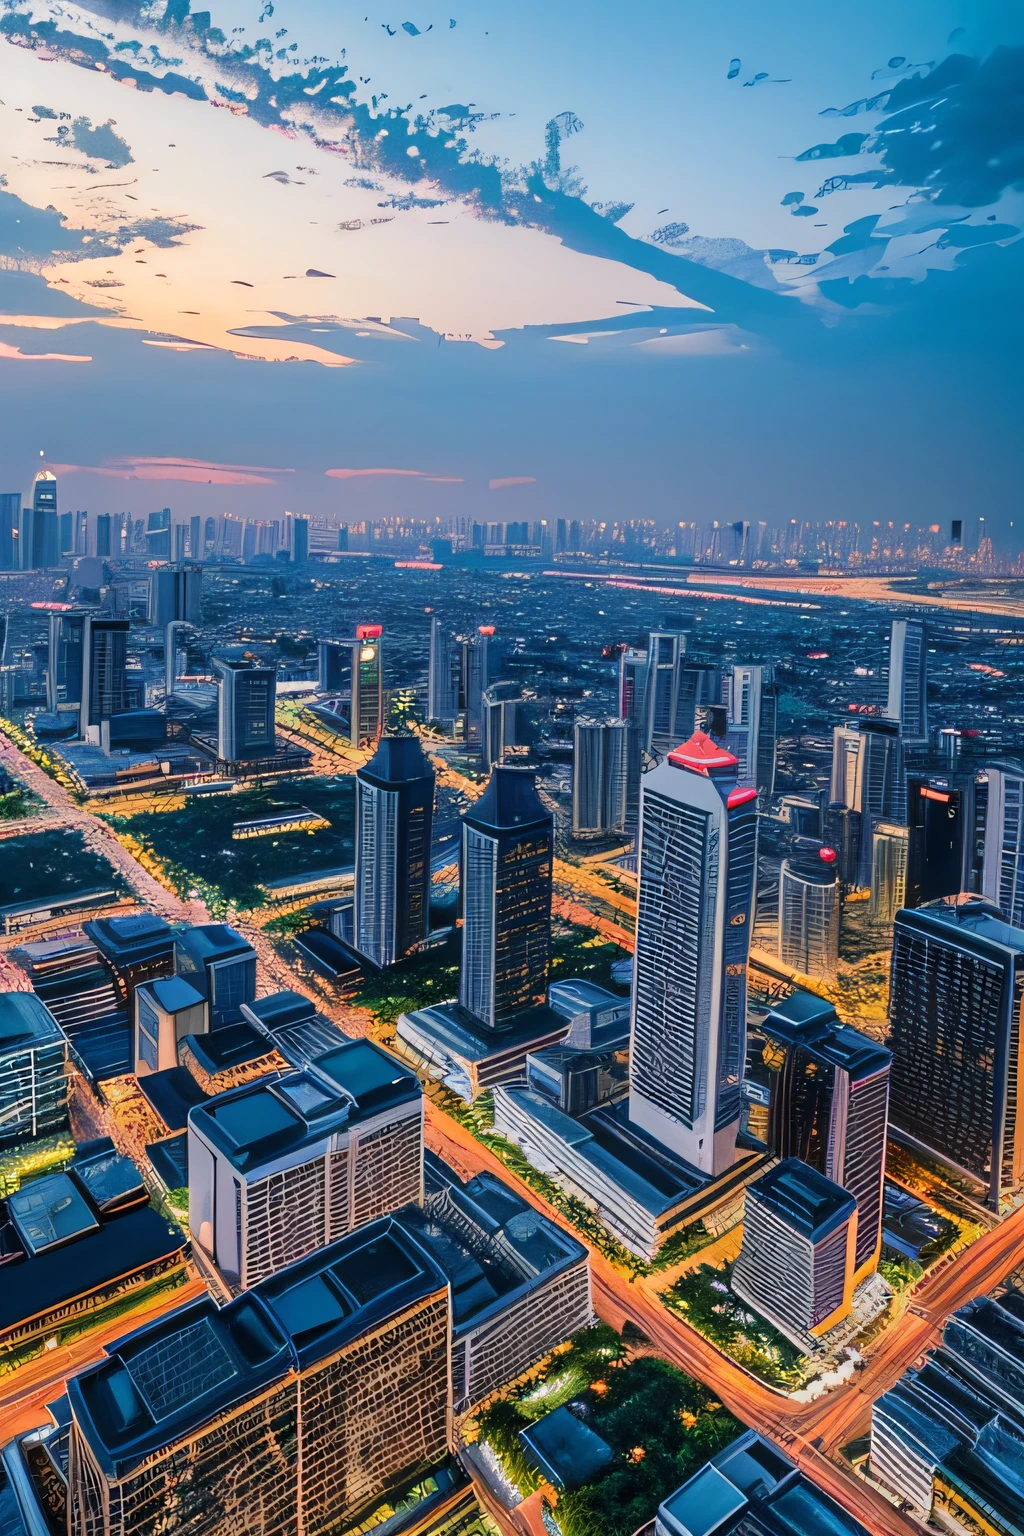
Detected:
[0,0,1021,534]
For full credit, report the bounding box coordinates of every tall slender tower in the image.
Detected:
[886,619,928,744]
[628,730,758,1175]
[459,767,553,1030]
[427,616,459,725]
[982,763,1024,925]
[354,735,435,968]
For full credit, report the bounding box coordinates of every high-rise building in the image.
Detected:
[291,513,309,563]
[0,991,70,1148]
[731,1159,857,1347]
[22,471,59,570]
[214,657,277,762]
[869,822,909,925]
[778,850,840,980]
[188,513,202,560]
[644,631,688,756]
[317,627,384,746]
[887,618,928,743]
[905,772,966,908]
[0,491,19,569]
[982,763,1024,925]
[617,644,648,829]
[831,717,905,886]
[144,508,171,561]
[95,512,111,559]
[744,990,890,1278]
[81,616,130,732]
[148,564,203,629]
[74,509,88,556]
[427,616,460,724]
[459,766,553,1031]
[572,717,628,838]
[724,664,777,796]
[46,609,86,713]
[66,1219,451,1536]
[188,1040,423,1286]
[888,897,1024,1207]
[628,730,758,1176]
[60,510,74,558]
[463,626,493,748]
[354,735,435,968]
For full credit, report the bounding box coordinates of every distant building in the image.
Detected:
[427,616,460,725]
[148,565,202,630]
[724,664,777,797]
[95,512,111,559]
[643,630,688,756]
[831,717,905,886]
[744,990,890,1279]
[173,924,257,1032]
[886,618,928,744]
[66,1219,451,1536]
[0,991,70,1148]
[188,1039,423,1287]
[731,1159,857,1348]
[21,472,59,570]
[482,682,531,772]
[572,717,628,838]
[616,645,647,828]
[291,513,309,564]
[906,772,968,908]
[459,767,553,1031]
[213,657,277,763]
[778,851,840,980]
[629,730,758,1177]
[144,508,171,562]
[982,762,1024,925]
[888,898,1024,1207]
[869,822,908,925]
[0,491,19,570]
[354,735,435,969]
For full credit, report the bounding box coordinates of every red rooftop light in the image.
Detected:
[356,623,382,640]
[820,847,837,863]
[478,625,496,637]
[726,786,758,809]
[668,729,740,776]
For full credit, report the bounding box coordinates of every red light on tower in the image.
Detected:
[820,847,837,864]
[356,623,383,640]
[478,625,496,637]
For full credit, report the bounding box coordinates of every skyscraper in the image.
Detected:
[869,823,909,925]
[95,512,111,559]
[80,616,130,732]
[46,609,86,713]
[148,565,203,629]
[0,491,19,569]
[317,628,384,746]
[744,990,890,1278]
[22,471,59,570]
[644,630,688,756]
[188,513,202,560]
[291,513,309,563]
[831,717,905,886]
[459,766,553,1031]
[617,644,648,829]
[427,615,459,724]
[354,735,435,968]
[724,664,777,796]
[628,729,758,1176]
[572,717,628,837]
[905,772,966,908]
[886,618,928,743]
[982,763,1024,925]
[144,508,171,561]
[731,1159,857,1348]
[888,898,1024,1208]
[463,625,493,748]
[214,658,277,762]
[778,850,840,980]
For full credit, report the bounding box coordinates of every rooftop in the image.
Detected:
[0,991,64,1051]
[83,914,173,964]
[517,1406,613,1491]
[666,728,739,776]
[759,990,891,1079]
[746,1159,855,1243]
[360,735,435,787]
[179,1021,274,1075]
[463,766,550,833]
[899,897,1024,954]
[658,1432,867,1536]
[137,976,206,1016]
[173,923,254,963]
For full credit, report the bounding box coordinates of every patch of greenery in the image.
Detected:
[0,1132,76,1198]
[478,1330,740,1536]
[350,931,461,1032]
[263,907,317,938]
[549,930,630,997]
[878,1256,922,1293]
[0,788,30,820]
[662,1260,806,1390]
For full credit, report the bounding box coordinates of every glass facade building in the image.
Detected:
[354,735,435,968]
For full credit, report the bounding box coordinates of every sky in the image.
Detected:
[0,0,1022,533]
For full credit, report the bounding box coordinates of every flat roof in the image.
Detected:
[0,991,64,1051]
[400,1002,565,1064]
[254,1216,448,1370]
[547,979,628,1016]
[312,1039,420,1115]
[659,1462,748,1536]
[67,1292,292,1479]
[180,1022,273,1074]
[747,1159,855,1242]
[759,992,890,1079]
[174,924,253,962]
[137,1067,209,1133]
[241,991,317,1031]
[138,977,206,1016]
[83,914,173,962]
[517,1407,612,1491]
[899,899,1024,955]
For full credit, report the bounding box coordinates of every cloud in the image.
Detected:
[49,456,292,485]
[325,467,464,482]
[489,476,536,490]
[0,342,91,362]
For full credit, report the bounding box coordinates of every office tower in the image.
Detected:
[724,664,777,796]
[145,507,171,561]
[318,628,384,746]
[172,521,187,562]
[354,735,435,968]
[460,766,553,1031]
[482,682,531,771]
[80,616,130,731]
[463,625,493,748]
[643,630,687,755]
[886,619,928,743]
[905,772,966,908]
[95,512,111,559]
[778,851,840,980]
[0,991,70,1147]
[555,517,567,553]
[187,513,201,560]
[336,524,349,552]
[134,975,207,1075]
[831,717,904,886]
[889,899,1024,1207]
[292,513,309,563]
[203,515,217,555]
[427,616,459,724]
[869,822,909,924]
[629,730,758,1176]
[572,717,628,837]
[66,1219,450,1536]
[982,763,1024,925]
[45,609,86,713]
[149,564,203,629]
[214,657,276,762]
[189,1040,423,1285]
[164,620,194,697]
[745,990,890,1278]
[0,491,19,569]
[60,510,74,557]
[731,1159,857,1347]
[74,509,88,555]
[174,923,257,1030]
[618,644,648,829]
[22,470,59,569]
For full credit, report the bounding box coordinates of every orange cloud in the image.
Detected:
[489,476,536,490]
[49,456,293,486]
[325,468,464,483]
[0,342,92,363]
